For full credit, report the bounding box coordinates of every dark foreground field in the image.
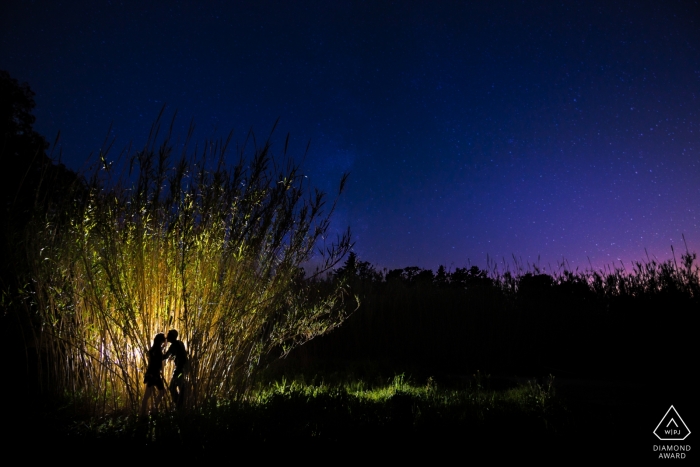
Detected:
[7,370,681,462]
[5,253,696,462]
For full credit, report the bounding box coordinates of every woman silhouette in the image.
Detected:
[140,332,166,416]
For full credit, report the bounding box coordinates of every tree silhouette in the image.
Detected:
[335,251,381,282]
[1,70,84,409]
[1,71,83,343]
[0,70,82,267]
[1,70,49,215]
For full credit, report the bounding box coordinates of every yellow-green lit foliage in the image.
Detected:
[247,373,556,415]
[25,114,354,415]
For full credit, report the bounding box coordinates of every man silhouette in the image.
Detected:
[163,329,188,409]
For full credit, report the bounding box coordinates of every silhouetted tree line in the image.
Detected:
[288,250,697,381]
[1,71,86,402]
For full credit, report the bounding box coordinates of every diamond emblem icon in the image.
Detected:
[654,405,691,441]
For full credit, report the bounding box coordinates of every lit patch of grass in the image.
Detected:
[64,372,564,451]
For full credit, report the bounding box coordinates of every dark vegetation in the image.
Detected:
[1,71,694,458]
[286,250,697,382]
[1,70,85,405]
[27,373,567,459]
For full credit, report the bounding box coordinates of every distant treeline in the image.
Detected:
[285,251,697,381]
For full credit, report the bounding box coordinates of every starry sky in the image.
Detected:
[2,0,699,273]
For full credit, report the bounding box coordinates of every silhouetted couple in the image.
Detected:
[140,329,188,416]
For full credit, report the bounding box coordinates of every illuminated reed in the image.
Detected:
[24,113,355,415]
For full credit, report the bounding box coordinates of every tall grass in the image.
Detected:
[21,113,355,415]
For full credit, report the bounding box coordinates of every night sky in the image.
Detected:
[2,0,699,273]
